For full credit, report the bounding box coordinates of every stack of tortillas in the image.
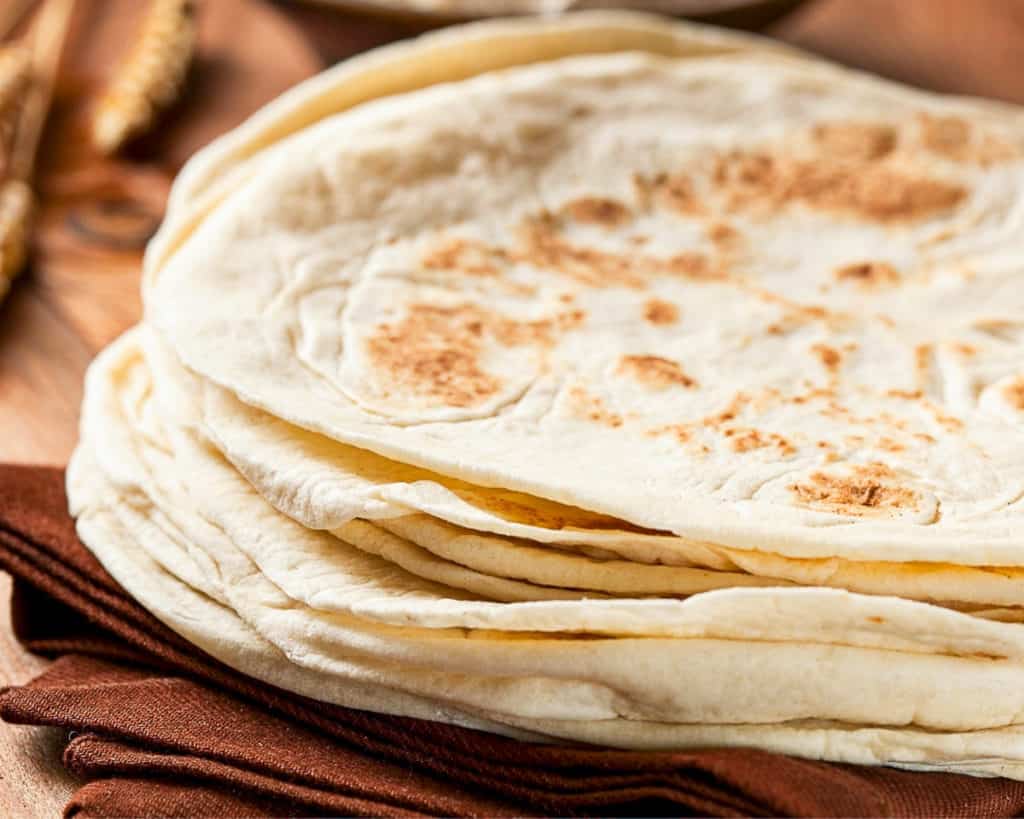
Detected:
[68,11,1024,778]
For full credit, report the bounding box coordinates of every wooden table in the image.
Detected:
[3,0,1024,812]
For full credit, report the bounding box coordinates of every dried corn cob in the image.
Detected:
[0,46,31,178]
[91,0,196,155]
[0,179,31,301]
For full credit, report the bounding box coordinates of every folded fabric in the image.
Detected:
[4,464,1024,817]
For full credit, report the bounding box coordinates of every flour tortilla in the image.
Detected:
[144,322,1024,612]
[143,329,736,571]
[147,12,790,280]
[147,22,1024,568]
[66,445,537,739]
[66,450,1024,779]
[369,515,787,595]
[141,325,1024,607]
[67,328,1024,735]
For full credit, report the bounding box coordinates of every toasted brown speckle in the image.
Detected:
[1004,377,1024,411]
[515,213,722,289]
[635,171,709,217]
[644,299,679,326]
[811,343,843,374]
[887,389,924,400]
[728,427,796,456]
[707,221,739,247]
[813,122,897,161]
[648,423,693,444]
[878,436,905,453]
[835,261,900,288]
[561,196,632,228]
[714,149,965,222]
[919,113,1016,166]
[569,386,623,428]
[367,303,557,409]
[618,355,697,390]
[368,305,500,408]
[422,237,502,277]
[914,344,934,385]
[704,393,752,427]
[790,465,917,515]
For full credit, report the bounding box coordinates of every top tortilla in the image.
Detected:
[147,14,1024,565]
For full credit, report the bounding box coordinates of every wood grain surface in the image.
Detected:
[3,0,1024,813]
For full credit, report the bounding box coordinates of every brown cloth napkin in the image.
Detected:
[4,465,1024,817]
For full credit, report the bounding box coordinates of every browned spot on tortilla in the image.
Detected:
[974,319,1024,343]
[813,122,898,161]
[561,196,632,228]
[855,462,898,479]
[644,299,680,326]
[368,305,498,408]
[888,389,924,400]
[951,342,977,356]
[568,386,623,428]
[648,423,693,444]
[867,616,885,624]
[556,309,587,332]
[788,387,835,406]
[790,464,917,515]
[714,150,965,222]
[666,252,718,280]
[726,427,796,456]
[515,213,722,289]
[878,436,905,453]
[516,214,644,288]
[811,343,843,374]
[835,261,901,288]
[919,114,1016,166]
[707,221,740,247]
[914,343,934,388]
[367,304,556,409]
[618,355,697,390]
[421,237,502,277]
[704,392,752,427]
[749,288,846,331]
[1004,377,1024,410]
[635,172,702,216]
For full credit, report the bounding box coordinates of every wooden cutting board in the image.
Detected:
[3,0,1024,813]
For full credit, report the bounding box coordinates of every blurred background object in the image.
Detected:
[0,0,73,305]
[290,0,807,27]
[90,0,196,154]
